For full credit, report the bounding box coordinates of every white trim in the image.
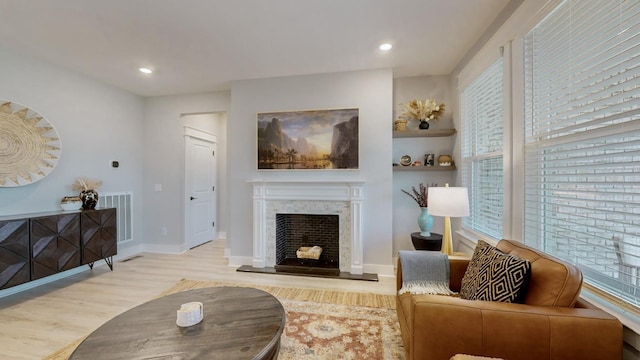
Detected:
[0,245,143,298]
[510,35,526,241]
[228,255,253,267]
[183,130,217,251]
[143,243,189,254]
[364,263,395,277]
[0,267,87,298]
[183,126,216,143]
[502,41,514,240]
[456,0,561,86]
[248,180,365,275]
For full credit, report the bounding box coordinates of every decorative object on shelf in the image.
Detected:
[60,196,82,211]
[412,161,422,166]
[424,153,435,166]
[73,177,102,210]
[400,98,445,130]
[438,154,453,166]
[428,184,470,255]
[79,189,99,210]
[257,108,359,170]
[402,183,437,236]
[0,100,61,187]
[400,155,412,166]
[394,119,407,131]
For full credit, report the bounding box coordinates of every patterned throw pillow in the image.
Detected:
[460,240,531,303]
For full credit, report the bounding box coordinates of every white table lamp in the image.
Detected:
[428,184,470,255]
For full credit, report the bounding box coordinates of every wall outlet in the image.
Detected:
[161,227,167,236]
[154,184,162,192]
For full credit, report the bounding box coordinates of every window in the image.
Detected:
[523,0,640,307]
[461,59,504,240]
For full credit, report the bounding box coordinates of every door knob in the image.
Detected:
[190,196,197,200]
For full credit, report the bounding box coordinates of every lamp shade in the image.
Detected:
[428,187,470,217]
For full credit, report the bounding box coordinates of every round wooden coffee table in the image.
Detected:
[70,287,285,360]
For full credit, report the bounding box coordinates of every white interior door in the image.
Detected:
[185,129,216,249]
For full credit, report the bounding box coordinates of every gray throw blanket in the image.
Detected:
[398,250,454,295]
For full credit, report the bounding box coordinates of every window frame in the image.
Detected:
[454,0,640,333]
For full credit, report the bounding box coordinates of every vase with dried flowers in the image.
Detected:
[400,99,445,130]
[72,177,102,210]
[402,183,437,236]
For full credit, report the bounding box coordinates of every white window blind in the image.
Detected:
[523,0,640,307]
[461,58,504,240]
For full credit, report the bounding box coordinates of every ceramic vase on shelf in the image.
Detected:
[417,207,434,236]
[418,120,430,130]
[80,189,99,210]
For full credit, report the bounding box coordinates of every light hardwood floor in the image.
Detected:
[0,240,397,359]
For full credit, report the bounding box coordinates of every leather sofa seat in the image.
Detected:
[396,239,623,360]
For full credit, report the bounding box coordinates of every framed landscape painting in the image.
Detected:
[257,108,359,170]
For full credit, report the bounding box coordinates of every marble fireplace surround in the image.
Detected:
[250,180,364,275]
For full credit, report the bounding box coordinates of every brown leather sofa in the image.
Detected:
[396,239,623,360]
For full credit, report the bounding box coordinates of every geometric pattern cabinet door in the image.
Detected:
[80,208,117,266]
[0,219,30,289]
[30,213,81,280]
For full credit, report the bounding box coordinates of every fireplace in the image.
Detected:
[274,213,340,275]
[249,180,365,275]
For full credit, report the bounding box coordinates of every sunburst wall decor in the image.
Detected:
[0,100,61,187]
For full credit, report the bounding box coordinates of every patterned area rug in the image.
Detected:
[45,279,404,360]
[280,299,402,359]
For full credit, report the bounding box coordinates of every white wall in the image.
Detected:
[0,45,145,254]
[142,92,230,253]
[392,75,456,253]
[228,69,394,274]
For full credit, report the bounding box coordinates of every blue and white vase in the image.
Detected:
[417,207,434,236]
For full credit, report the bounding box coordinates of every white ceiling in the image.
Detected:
[0,0,511,97]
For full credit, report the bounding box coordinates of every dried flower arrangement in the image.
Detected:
[401,183,436,207]
[401,99,445,122]
[72,177,102,191]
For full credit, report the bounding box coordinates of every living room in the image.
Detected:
[1,0,639,359]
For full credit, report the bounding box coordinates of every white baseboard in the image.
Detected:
[116,244,145,259]
[217,231,228,240]
[227,256,253,267]
[0,246,142,299]
[0,266,89,298]
[143,243,188,254]
[364,263,395,277]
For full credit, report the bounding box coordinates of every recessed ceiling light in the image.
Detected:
[379,43,392,51]
[139,67,153,74]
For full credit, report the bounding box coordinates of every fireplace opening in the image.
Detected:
[274,213,340,276]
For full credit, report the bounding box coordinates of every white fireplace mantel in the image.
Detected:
[249,180,365,275]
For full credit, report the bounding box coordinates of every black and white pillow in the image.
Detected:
[460,240,531,303]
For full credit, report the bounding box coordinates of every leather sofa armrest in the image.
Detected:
[448,257,470,292]
[409,295,622,360]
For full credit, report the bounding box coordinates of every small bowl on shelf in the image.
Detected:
[400,155,412,166]
[60,196,82,211]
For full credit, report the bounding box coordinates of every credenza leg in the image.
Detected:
[105,256,114,271]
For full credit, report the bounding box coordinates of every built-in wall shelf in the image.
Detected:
[392,129,456,138]
[393,165,457,172]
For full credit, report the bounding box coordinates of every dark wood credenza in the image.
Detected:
[0,208,117,290]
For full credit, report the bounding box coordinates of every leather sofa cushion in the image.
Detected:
[496,240,583,307]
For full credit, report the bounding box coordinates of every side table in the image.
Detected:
[411,232,442,251]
